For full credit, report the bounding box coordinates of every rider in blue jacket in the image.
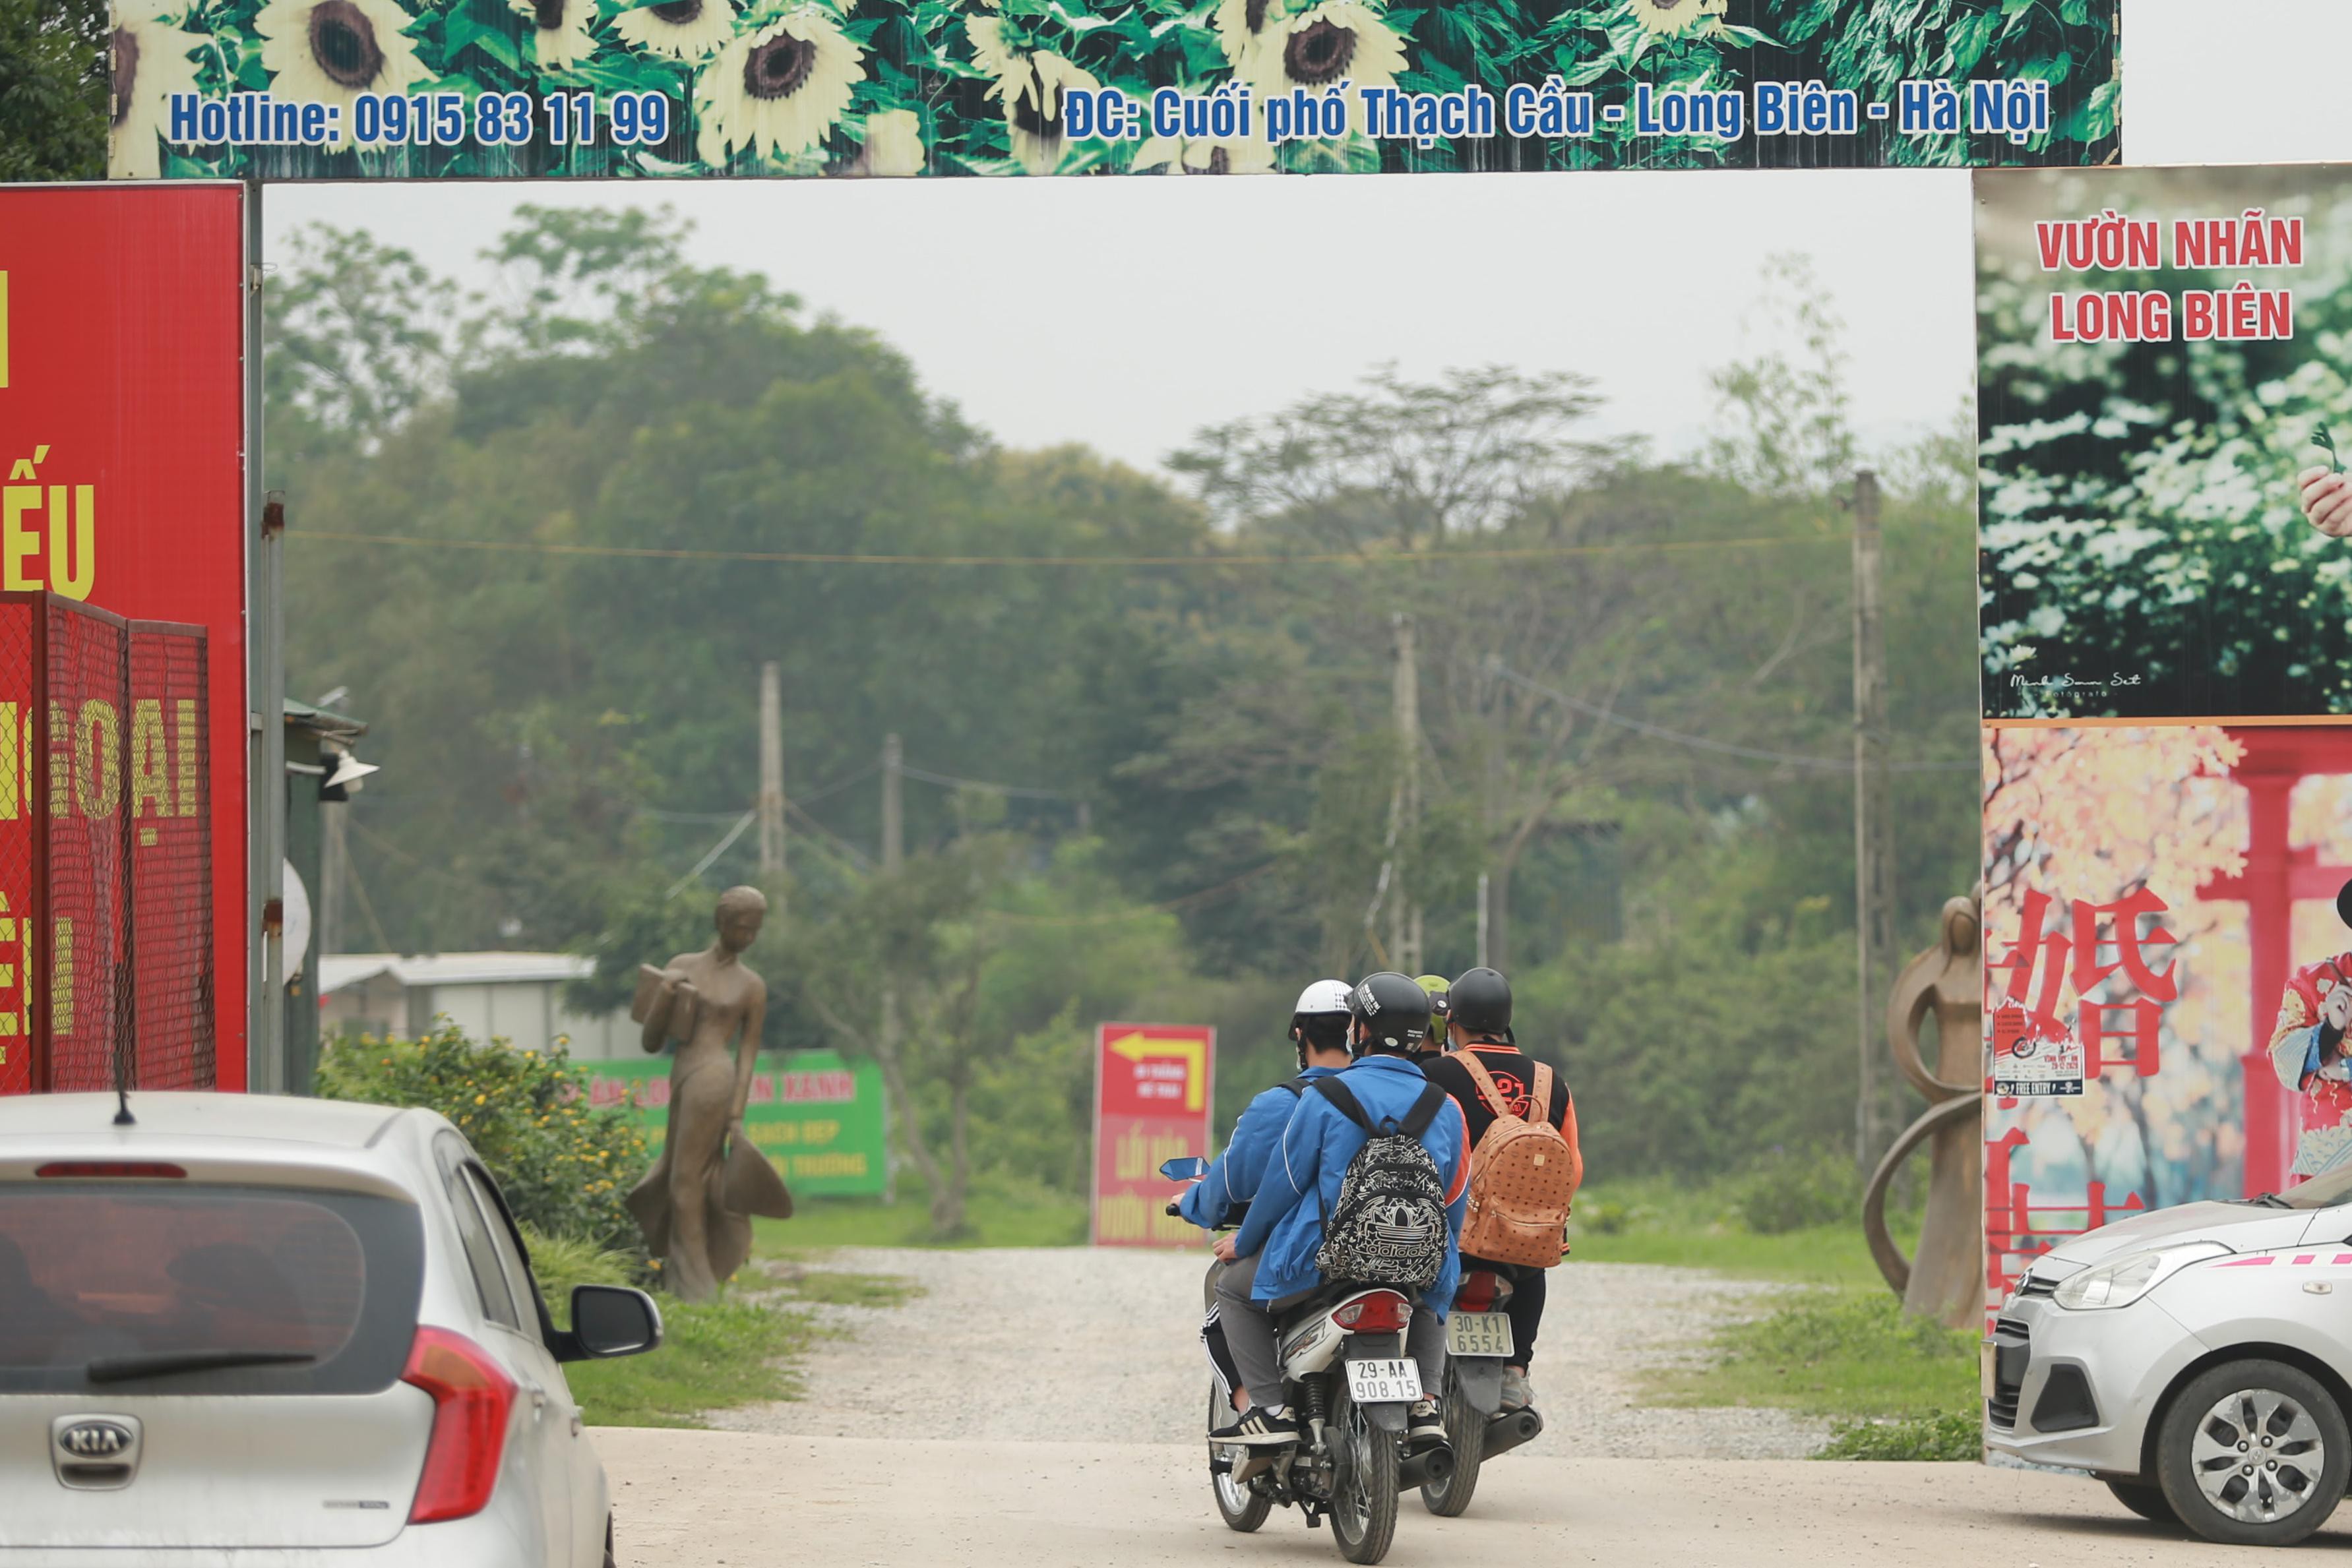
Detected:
[1181,980,1355,1229]
[1211,973,1470,1452]
[1185,980,1355,1409]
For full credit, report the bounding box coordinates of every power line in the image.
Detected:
[1483,659,1977,774]
[898,762,1072,802]
[665,810,755,898]
[301,528,1849,570]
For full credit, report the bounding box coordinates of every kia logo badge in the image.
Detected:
[58,1421,132,1458]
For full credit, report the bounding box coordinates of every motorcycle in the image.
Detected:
[1418,1267,1545,1517]
[1164,1157,1453,1565]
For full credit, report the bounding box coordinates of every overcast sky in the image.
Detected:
[263,0,2352,477]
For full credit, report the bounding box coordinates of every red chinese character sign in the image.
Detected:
[0,187,247,1091]
[1975,724,2352,1320]
[1091,1022,1214,1249]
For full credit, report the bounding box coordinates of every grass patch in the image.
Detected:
[524,1226,819,1429]
[753,1178,1089,1251]
[1814,1409,1984,1462]
[1654,1288,1977,1436]
[764,1263,926,1310]
[1566,1173,1921,1288]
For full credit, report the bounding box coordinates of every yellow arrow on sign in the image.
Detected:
[1108,1031,1205,1113]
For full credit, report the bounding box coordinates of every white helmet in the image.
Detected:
[1291,979,1352,1019]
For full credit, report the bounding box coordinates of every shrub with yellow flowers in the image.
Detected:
[317,1022,648,1252]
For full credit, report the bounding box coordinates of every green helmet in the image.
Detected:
[1414,975,1451,1052]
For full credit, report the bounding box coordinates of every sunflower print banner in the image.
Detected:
[109,0,2118,181]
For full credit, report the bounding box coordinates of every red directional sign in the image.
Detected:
[1091,1021,1214,1249]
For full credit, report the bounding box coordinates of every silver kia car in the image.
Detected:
[1986,1161,2352,1546]
[0,1091,664,1566]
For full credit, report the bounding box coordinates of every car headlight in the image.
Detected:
[2052,1240,2230,1311]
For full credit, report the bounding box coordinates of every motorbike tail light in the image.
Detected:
[1455,1272,1501,1312]
[402,1327,516,1523]
[1330,1290,1411,1334]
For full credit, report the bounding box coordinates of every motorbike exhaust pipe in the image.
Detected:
[1481,1408,1545,1459]
[1396,1445,1456,1491]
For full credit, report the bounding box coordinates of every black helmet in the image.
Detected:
[1347,972,1433,1056]
[1450,967,1512,1037]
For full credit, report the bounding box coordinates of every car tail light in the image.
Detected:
[402,1327,516,1523]
[1330,1291,1411,1334]
[35,1162,185,1178]
[1455,1271,1501,1312]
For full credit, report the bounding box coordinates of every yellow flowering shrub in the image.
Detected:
[317,1022,648,1250]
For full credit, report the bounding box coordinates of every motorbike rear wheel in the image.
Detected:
[1420,1367,1486,1517]
[1207,1383,1272,1533]
[1328,1385,1400,1565]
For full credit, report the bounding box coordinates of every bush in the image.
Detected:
[1814,1409,1982,1462]
[317,1023,650,1250]
[1729,1145,1860,1234]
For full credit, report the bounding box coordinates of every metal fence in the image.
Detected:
[0,593,213,1095]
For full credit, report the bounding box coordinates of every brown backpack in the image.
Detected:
[1455,1052,1581,1269]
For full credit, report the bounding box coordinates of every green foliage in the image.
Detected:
[1814,1408,1983,1461]
[315,1023,648,1250]
[280,204,1981,1199]
[1729,1144,1861,1235]
[0,0,104,181]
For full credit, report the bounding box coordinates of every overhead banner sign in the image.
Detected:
[582,1047,890,1197]
[0,185,248,1091]
[112,0,2117,181]
[1092,1021,1214,1248]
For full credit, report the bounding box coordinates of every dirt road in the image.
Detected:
[598,1429,2304,1567]
[712,1244,1826,1459]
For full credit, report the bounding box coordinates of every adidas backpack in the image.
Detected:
[1310,1077,1452,1292]
[1456,1053,1578,1269]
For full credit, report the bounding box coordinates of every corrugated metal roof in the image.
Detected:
[319,951,596,994]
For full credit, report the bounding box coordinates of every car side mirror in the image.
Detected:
[557,1284,664,1363]
[1160,1156,1208,1182]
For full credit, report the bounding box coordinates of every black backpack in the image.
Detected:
[1310,1077,1452,1291]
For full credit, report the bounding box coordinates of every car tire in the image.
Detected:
[2155,1359,2351,1548]
[603,1513,617,1568]
[2103,1477,2178,1526]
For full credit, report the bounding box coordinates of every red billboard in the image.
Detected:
[0,186,247,1090]
[1090,1021,1215,1248]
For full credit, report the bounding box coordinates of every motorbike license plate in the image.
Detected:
[1446,1312,1514,1358]
[1347,1358,1423,1404]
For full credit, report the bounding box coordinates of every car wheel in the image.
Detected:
[2156,1360,2351,1547]
[2103,1477,2178,1526]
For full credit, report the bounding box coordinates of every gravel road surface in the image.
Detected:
[600,1429,2275,1568]
[712,1244,1827,1459]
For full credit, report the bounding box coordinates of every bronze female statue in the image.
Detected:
[624,885,782,1302]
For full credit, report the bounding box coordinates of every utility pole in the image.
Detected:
[757,661,784,884]
[1851,469,1896,1171]
[1476,872,1490,969]
[319,803,347,956]
[878,733,905,1094]
[881,733,904,872]
[1389,613,1423,974]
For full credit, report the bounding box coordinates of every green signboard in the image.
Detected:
[582,1047,890,1198]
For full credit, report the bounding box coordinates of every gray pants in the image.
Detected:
[1216,1252,1447,1410]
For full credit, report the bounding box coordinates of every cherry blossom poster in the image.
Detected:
[1982,721,2352,1317]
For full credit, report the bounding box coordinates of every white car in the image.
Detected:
[1986,1162,2352,1546]
[0,1091,663,1566]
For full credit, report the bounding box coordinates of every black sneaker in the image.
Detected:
[1406,1399,1447,1449]
[1210,1404,1301,1447]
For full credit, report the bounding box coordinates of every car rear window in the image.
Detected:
[0,1184,423,1395]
